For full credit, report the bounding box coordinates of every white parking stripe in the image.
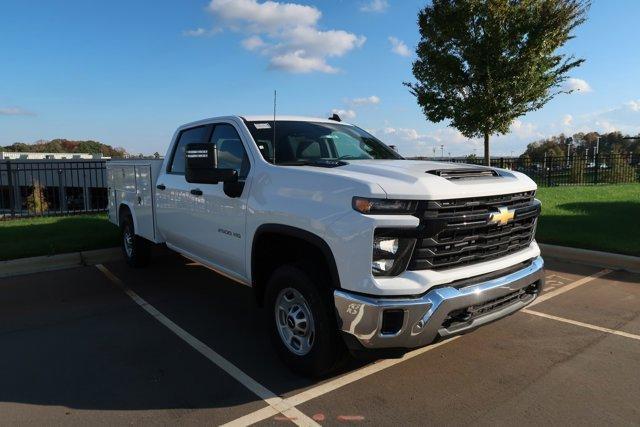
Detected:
[530,268,612,307]
[224,337,460,426]
[224,267,616,426]
[95,264,319,427]
[523,309,640,341]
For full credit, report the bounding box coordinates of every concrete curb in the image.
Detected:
[0,247,121,279]
[539,243,640,273]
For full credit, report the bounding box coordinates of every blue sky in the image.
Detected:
[1,0,639,156]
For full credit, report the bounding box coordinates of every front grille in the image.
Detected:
[409,191,539,271]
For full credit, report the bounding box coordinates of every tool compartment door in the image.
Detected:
[134,164,156,241]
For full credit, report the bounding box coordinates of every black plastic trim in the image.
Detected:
[251,224,341,289]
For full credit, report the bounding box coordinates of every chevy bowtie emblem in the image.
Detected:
[489,206,515,226]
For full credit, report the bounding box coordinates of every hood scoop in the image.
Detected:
[427,168,500,180]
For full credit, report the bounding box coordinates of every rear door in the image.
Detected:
[155,125,211,253]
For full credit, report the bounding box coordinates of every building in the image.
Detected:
[0,152,110,160]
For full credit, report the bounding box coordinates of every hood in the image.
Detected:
[298,159,537,199]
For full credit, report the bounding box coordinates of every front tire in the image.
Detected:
[120,213,151,268]
[265,265,346,377]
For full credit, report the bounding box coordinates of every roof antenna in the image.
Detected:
[272,90,277,165]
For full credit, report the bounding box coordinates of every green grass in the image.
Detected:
[0,213,120,261]
[536,184,640,256]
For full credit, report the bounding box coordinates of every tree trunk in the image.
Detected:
[483,132,490,166]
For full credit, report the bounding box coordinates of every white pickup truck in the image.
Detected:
[107,115,544,376]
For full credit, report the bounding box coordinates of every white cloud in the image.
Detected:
[242,35,265,51]
[625,100,640,112]
[562,114,573,126]
[360,0,388,13]
[205,0,365,73]
[349,95,380,106]
[593,120,618,133]
[330,109,356,120]
[509,119,542,139]
[374,126,471,156]
[560,100,640,136]
[563,78,592,93]
[388,36,411,57]
[0,107,34,116]
[272,51,338,74]
[208,0,320,33]
[277,26,365,59]
[182,27,222,37]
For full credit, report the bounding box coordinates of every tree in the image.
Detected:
[25,181,49,214]
[406,0,590,165]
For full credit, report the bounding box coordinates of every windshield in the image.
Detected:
[244,120,402,164]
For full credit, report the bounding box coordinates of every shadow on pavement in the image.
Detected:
[0,252,366,414]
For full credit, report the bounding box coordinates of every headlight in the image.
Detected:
[353,197,417,215]
[372,234,416,276]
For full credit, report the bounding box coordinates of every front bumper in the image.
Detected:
[334,256,544,350]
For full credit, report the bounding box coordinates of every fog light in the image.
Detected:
[372,259,395,274]
[374,237,399,255]
[371,235,417,277]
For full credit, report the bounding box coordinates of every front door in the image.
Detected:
[155,124,211,253]
[189,122,252,278]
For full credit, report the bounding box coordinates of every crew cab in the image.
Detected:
[107,115,544,376]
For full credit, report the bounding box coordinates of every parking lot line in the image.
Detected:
[95,264,319,427]
[530,268,612,307]
[223,336,459,426]
[522,309,640,342]
[223,267,616,426]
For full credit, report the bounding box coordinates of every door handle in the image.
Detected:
[156,184,166,190]
[190,188,203,196]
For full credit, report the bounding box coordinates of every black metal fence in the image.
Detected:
[0,160,108,218]
[411,153,640,187]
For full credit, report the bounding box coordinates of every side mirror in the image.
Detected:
[185,143,239,184]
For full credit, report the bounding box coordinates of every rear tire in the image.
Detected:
[265,264,346,377]
[120,213,151,268]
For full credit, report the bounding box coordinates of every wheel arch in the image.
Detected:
[251,224,341,305]
[118,202,138,231]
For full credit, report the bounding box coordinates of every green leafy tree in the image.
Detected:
[406,0,590,165]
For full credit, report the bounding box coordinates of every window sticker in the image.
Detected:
[254,123,271,129]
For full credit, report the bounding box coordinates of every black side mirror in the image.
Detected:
[185,143,238,184]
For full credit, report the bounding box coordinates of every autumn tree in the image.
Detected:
[406,0,590,165]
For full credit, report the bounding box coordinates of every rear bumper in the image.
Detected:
[334,256,544,350]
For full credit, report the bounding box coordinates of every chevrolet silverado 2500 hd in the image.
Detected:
[107,115,544,376]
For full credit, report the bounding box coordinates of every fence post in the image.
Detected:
[594,152,599,185]
[6,160,15,217]
[58,167,65,213]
